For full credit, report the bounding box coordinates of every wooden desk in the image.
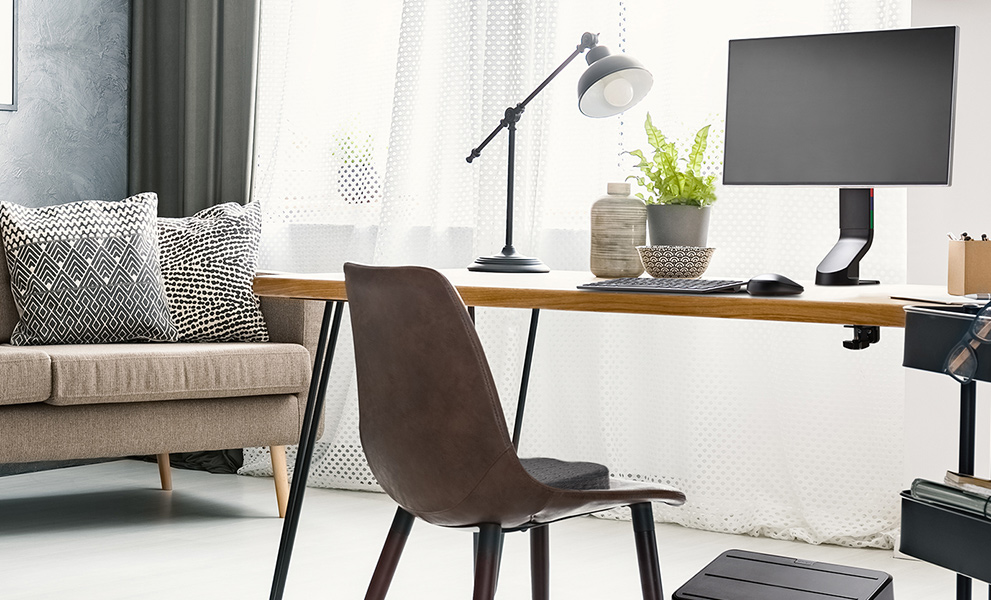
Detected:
[255,269,951,327]
[260,269,953,597]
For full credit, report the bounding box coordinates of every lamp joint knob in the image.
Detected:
[578,32,598,52]
[502,105,524,126]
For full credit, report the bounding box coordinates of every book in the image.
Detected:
[912,478,991,518]
[945,471,991,497]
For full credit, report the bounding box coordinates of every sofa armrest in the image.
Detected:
[259,297,326,368]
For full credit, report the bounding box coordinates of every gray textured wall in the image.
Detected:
[0,0,129,207]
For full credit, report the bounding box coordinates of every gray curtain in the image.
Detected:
[129,0,260,217]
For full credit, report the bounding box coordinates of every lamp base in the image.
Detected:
[468,246,549,273]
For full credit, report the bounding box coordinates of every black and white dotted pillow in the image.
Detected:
[158,202,268,342]
[0,193,178,345]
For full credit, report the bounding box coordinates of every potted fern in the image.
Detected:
[625,113,718,246]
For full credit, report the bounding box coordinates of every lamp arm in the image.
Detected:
[465,32,598,163]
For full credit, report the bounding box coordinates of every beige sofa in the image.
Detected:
[0,257,323,517]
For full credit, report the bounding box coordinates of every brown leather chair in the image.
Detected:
[344,263,686,600]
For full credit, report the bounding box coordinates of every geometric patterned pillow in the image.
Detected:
[157,201,268,342]
[0,192,178,345]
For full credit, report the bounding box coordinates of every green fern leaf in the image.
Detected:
[687,125,710,173]
[644,113,666,151]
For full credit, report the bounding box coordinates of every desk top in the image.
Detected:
[253,269,957,327]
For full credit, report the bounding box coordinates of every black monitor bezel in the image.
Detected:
[721,25,959,188]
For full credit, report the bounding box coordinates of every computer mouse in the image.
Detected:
[746,273,804,296]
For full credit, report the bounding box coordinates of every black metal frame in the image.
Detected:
[513,309,541,447]
[902,304,989,599]
[956,380,977,600]
[270,300,345,600]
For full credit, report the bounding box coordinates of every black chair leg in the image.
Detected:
[473,524,503,600]
[365,507,415,600]
[530,525,549,600]
[473,529,505,593]
[630,502,663,600]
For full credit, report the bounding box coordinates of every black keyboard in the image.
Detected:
[578,277,747,294]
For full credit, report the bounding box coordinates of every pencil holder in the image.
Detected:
[948,240,991,296]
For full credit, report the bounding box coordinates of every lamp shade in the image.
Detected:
[577,48,653,118]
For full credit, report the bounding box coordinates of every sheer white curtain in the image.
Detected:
[245,0,909,548]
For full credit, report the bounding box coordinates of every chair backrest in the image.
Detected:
[344,263,522,520]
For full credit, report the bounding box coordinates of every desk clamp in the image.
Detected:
[843,325,880,350]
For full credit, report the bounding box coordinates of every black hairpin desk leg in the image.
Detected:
[468,306,540,591]
[270,300,345,600]
[466,306,539,449]
[512,308,540,449]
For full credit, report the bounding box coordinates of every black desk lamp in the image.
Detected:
[466,32,653,273]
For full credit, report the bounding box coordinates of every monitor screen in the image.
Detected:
[723,26,957,187]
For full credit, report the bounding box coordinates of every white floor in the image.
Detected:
[0,460,966,599]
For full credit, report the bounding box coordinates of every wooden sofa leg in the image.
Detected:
[157,453,173,491]
[271,445,290,518]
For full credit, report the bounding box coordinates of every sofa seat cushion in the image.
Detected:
[0,345,52,406]
[40,342,311,406]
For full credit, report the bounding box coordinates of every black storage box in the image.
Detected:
[673,549,893,600]
[903,304,991,381]
[900,491,991,583]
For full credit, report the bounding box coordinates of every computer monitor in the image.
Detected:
[723,26,958,285]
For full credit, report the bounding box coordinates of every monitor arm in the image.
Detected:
[815,188,879,286]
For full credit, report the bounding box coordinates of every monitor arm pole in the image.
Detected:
[815,188,879,286]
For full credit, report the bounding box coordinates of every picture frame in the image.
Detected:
[0,0,15,111]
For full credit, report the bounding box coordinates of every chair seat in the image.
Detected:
[521,457,610,490]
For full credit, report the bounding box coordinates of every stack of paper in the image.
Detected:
[944,471,991,498]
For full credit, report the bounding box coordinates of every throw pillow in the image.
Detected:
[157,202,269,342]
[0,193,178,345]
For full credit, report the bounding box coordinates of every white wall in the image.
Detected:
[906,1,991,485]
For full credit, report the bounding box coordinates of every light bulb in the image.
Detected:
[602,78,634,107]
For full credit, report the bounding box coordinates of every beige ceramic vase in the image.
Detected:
[590,182,647,278]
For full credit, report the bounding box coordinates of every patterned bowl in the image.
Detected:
[636,245,715,278]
